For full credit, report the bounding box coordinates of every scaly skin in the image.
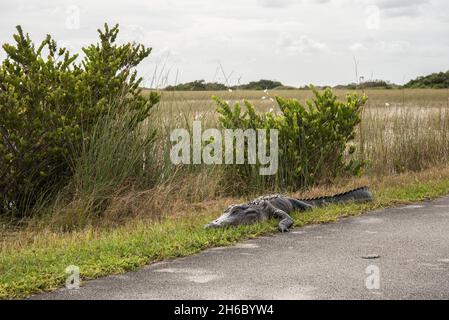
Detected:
[204,187,373,232]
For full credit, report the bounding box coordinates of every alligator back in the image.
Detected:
[298,186,373,207]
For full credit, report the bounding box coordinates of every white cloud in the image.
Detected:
[350,40,411,54]
[350,43,368,51]
[277,34,328,55]
[375,0,428,10]
[257,0,296,8]
[377,40,411,54]
[363,0,430,17]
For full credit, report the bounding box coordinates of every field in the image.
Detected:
[154,88,449,175]
[2,88,449,298]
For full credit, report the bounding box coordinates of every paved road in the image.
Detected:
[32,196,449,299]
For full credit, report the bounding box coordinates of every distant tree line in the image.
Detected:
[164,79,284,91]
[162,71,449,91]
[404,71,449,89]
[164,80,228,91]
[334,80,395,90]
[164,79,395,91]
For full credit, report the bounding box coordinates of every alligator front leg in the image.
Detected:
[265,203,294,232]
[276,210,294,232]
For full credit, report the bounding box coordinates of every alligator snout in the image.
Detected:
[204,222,221,229]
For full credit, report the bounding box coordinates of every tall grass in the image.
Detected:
[360,103,449,175]
[32,97,223,230]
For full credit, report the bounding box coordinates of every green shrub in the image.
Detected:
[165,80,229,91]
[235,79,283,90]
[214,87,367,192]
[404,71,449,89]
[0,24,159,216]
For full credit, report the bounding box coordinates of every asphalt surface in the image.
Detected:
[32,196,449,300]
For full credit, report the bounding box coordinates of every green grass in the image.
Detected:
[2,174,449,299]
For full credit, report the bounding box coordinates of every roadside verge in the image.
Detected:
[2,166,449,299]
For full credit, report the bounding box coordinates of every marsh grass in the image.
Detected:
[361,104,449,174]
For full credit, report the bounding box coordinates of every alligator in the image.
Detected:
[204,186,373,232]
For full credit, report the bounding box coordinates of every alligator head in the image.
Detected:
[204,204,261,229]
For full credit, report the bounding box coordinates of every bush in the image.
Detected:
[165,80,229,91]
[0,24,160,216]
[235,79,283,90]
[214,87,367,192]
[404,71,449,89]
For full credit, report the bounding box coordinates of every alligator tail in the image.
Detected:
[298,186,373,207]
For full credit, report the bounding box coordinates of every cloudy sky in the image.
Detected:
[1,0,448,87]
